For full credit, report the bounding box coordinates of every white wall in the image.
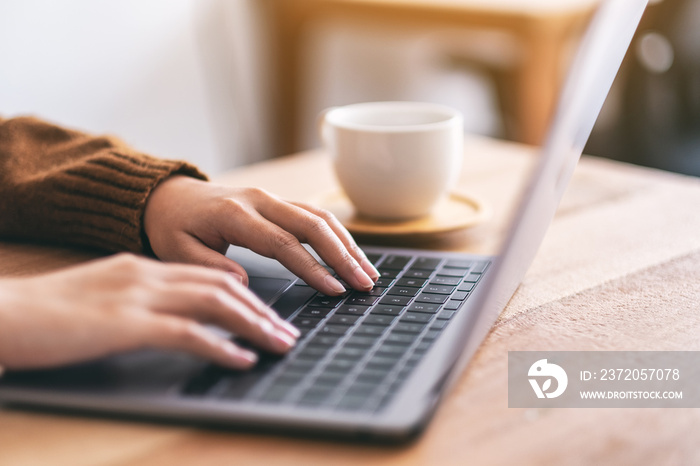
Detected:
[298,19,504,150]
[0,0,268,174]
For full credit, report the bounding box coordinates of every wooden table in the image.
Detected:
[262,0,599,155]
[2,137,700,465]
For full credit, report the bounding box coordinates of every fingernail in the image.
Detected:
[361,258,380,281]
[225,343,258,366]
[270,330,296,352]
[324,275,347,294]
[276,318,301,338]
[354,267,375,290]
[229,272,243,283]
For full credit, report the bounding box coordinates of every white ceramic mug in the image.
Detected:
[320,101,463,220]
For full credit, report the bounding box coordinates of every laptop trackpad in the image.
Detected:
[248,277,292,304]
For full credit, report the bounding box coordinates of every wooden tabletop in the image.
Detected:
[2,137,700,465]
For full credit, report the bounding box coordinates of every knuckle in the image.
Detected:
[200,288,229,310]
[246,187,273,202]
[270,230,299,253]
[218,197,247,216]
[110,254,149,283]
[337,249,358,268]
[173,321,204,345]
[304,214,332,236]
[312,206,336,221]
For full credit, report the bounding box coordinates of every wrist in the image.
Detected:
[142,175,207,256]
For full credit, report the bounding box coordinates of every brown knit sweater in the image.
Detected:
[0,116,208,253]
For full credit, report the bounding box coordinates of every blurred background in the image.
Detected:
[0,0,697,176]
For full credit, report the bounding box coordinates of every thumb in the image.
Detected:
[178,236,249,286]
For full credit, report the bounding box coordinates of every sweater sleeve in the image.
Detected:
[0,116,208,253]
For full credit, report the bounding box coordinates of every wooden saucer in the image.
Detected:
[317,191,489,237]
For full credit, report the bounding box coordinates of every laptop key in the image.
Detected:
[335,304,370,316]
[308,295,344,308]
[319,324,351,336]
[284,359,317,374]
[298,387,335,406]
[375,344,408,357]
[385,332,417,345]
[371,304,404,316]
[429,276,461,286]
[363,314,396,326]
[395,277,427,288]
[387,286,420,297]
[314,372,346,387]
[444,259,473,269]
[328,314,360,325]
[411,257,441,270]
[403,269,431,279]
[430,320,449,330]
[336,395,369,411]
[291,316,322,328]
[471,261,489,273]
[415,293,448,304]
[379,295,411,306]
[437,310,455,320]
[458,282,475,292]
[259,385,290,403]
[393,322,426,334]
[298,307,333,318]
[378,269,399,279]
[423,285,455,295]
[436,267,469,277]
[366,356,400,371]
[422,329,442,341]
[464,273,482,283]
[273,372,305,387]
[400,312,433,324]
[335,346,366,360]
[375,277,395,287]
[379,255,411,270]
[452,291,468,301]
[353,325,386,336]
[363,287,387,296]
[324,360,357,373]
[344,335,379,348]
[295,346,328,360]
[356,369,389,384]
[407,302,441,314]
[443,300,462,310]
[414,340,433,353]
[346,381,380,397]
[346,295,380,306]
[307,334,342,347]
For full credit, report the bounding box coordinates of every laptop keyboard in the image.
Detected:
[182,253,489,413]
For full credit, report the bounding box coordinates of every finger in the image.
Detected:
[166,233,249,286]
[152,283,297,354]
[251,194,375,291]
[292,201,380,281]
[217,206,349,296]
[145,314,259,369]
[150,261,299,338]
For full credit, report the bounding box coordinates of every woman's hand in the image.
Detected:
[143,177,379,295]
[0,254,299,370]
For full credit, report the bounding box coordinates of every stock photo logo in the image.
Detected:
[528,359,568,399]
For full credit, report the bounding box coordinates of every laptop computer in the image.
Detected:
[0,0,648,442]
